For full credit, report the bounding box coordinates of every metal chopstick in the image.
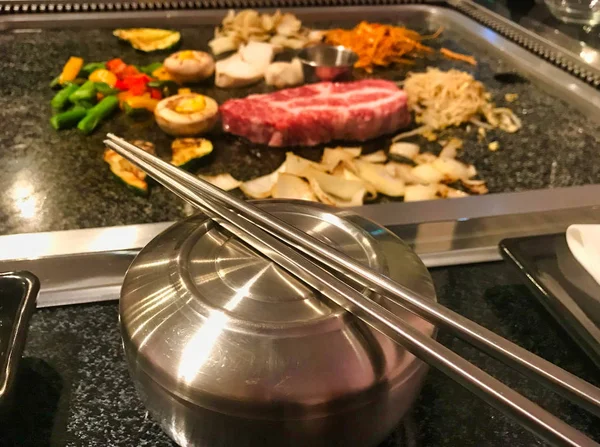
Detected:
[105,135,599,447]
[106,133,600,418]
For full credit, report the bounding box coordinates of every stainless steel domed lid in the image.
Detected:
[120,200,436,419]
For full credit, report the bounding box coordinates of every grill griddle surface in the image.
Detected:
[0,20,598,235]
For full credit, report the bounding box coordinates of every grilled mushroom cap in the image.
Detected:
[154,93,219,137]
[163,50,215,83]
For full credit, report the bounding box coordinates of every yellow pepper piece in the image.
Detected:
[152,66,176,82]
[59,56,84,84]
[175,96,206,114]
[125,95,159,112]
[89,69,118,87]
[178,88,191,95]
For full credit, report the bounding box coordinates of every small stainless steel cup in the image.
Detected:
[298,44,359,83]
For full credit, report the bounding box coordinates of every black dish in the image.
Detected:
[500,234,600,369]
[0,271,39,414]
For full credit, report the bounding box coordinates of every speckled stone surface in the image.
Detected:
[1,262,599,446]
[0,11,598,236]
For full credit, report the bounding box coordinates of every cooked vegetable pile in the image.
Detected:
[199,140,487,206]
[50,56,175,133]
[45,16,526,206]
[209,9,322,55]
[325,22,477,73]
[398,68,522,140]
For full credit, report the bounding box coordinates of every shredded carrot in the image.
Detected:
[440,48,477,66]
[325,22,477,72]
[325,22,434,73]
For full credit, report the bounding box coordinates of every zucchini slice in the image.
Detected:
[113,28,181,53]
[171,138,213,171]
[103,140,155,195]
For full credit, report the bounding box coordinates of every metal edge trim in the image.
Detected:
[0,0,437,15]
[0,0,597,88]
[1,184,599,261]
[449,0,600,88]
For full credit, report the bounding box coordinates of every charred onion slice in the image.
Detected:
[272,173,316,201]
[308,178,366,208]
[198,173,242,191]
[432,157,475,182]
[321,147,362,171]
[389,142,420,160]
[306,168,365,201]
[284,152,328,177]
[359,150,387,164]
[239,161,286,199]
[404,184,438,202]
[155,93,219,137]
[411,163,444,185]
[354,160,405,197]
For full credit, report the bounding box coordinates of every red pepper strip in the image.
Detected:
[149,88,163,100]
[107,58,127,76]
[128,83,147,96]
[115,79,129,91]
[122,65,140,78]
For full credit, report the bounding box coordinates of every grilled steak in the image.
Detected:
[220,79,411,147]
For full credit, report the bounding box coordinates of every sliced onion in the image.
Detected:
[198,173,242,191]
[438,184,469,199]
[209,36,239,55]
[359,150,387,163]
[385,162,421,184]
[389,142,420,160]
[239,171,279,198]
[462,178,489,194]
[307,168,364,201]
[414,152,438,165]
[439,138,463,159]
[239,161,285,199]
[466,164,478,178]
[404,184,438,202]
[337,167,377,199]
[321,147,361,172]
[354,160,405,197]
[411,163,444,184]
[272,173,316,201]
[284,152,327,177]
[308,178,366,208]
[432,157,471,182]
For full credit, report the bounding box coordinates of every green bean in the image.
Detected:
[81,62,107,76]
[77,96,119,135]
[94,82,120,96]
[139,62,163,76]
[50,106,88,130]
[73,100,95,110]
[51,83,80,110]
[49,76,61,89]
[68,80,97,103]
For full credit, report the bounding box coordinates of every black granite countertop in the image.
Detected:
[2,262,599,446]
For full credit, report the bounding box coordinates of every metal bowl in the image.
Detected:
[297,44,358,83]
[120,200,436,447]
